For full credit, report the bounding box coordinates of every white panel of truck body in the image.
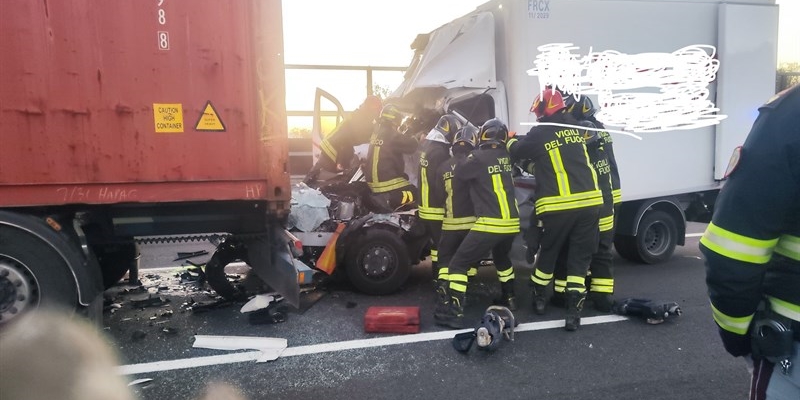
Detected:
[714,3,778,179]
[501,0,718,202]
[497,0,775,201]
[394,0,777,202]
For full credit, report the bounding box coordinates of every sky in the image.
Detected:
[281,0,799,123]
[281,0,485,115]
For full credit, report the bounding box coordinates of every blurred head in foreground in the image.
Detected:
[0,308,134,400]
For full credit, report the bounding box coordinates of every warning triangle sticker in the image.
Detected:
[195,101,226,131]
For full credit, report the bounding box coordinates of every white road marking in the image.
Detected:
[117,314,627,375]
[685,233,704,238]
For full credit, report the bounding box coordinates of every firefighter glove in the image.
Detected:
[519,159,535,175]
[718,327,751,358]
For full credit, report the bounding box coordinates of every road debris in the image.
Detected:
[247,302,289,325]
[193,335,287,362]
[130,294,170,308]
[240,294,277,313]
[131,330,147,342]
[128,378,153,387]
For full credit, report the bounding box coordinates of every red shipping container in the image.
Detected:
[364,306,420,334]
[0,0,289,208]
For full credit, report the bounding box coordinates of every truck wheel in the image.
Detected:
[345,229,411,295]
[614,210,677,264]
[0,224,78,324]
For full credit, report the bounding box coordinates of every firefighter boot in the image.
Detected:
[589,292,614,313]
[531,283,548,315]
[433,279,450,317]
[494,280,518,311]
[565,291,586,332]
[435,291,466,329]
[550,290,566,308]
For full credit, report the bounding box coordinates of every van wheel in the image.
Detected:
[615,210,677,264]
[345,229,411,295]
[0,222,78,325]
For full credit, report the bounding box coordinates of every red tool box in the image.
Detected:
[364,306,420,334]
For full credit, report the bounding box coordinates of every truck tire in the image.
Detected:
[0,224,79,324]
[345,229,411,295]
[614,210,678,264]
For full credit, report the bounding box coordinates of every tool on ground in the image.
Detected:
[612,297,682,324]
[452,306,516,353]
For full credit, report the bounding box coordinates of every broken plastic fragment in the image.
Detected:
[192,335,287,362]
[240,294,276,313]
[128,378,153,387]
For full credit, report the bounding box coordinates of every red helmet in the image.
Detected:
[530,88,567,120]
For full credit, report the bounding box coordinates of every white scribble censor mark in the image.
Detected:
[527,43,727,133]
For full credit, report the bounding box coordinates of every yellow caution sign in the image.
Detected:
[195,101,226,132]
[153,103,184,133]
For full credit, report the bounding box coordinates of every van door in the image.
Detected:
[311,88,346,167]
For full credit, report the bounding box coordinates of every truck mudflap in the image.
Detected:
[245,228,300,308]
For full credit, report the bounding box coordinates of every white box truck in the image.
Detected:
[389,0,779,264]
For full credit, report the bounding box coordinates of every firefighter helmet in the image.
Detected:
[452,124,478,154]
[434,114,463,144]
[379,104,403,125]
[531,88,567,121]
[567,95,597,120]
[478,118,509,146]
[562,91,577,115]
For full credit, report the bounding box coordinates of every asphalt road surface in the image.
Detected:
[102,223,752,400]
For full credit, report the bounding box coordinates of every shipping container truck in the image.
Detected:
[0,0,299,325]
[390,0,779,264]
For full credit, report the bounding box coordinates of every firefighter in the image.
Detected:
[435,119,520,329]
[552,94,619,312]
[507,88,603,331]
[586,111,622,211]
[699,84,800,400]
[418,114,463,278]
[365,104,419,211]
[431,124,478,318]
[305,95,382,184]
